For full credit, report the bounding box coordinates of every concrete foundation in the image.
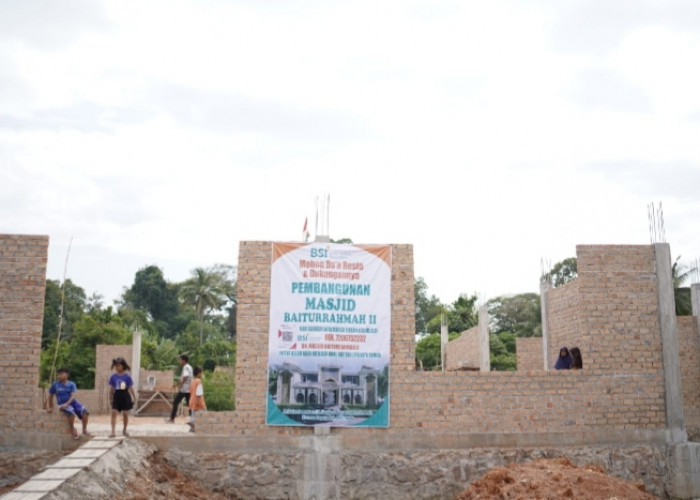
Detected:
[669,442,700,499]
[139,431,685,499]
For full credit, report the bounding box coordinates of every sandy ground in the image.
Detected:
[84,413,191,437]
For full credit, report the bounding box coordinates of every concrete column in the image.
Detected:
[440,321,448,372]
[299,430,340,500]
[668,442,700,499]
[132,328,142,401]
[693,285,700,362]
[478,306,490,372]
[654,243,686,439]
[691,283,700,318]
[540,281,552,371]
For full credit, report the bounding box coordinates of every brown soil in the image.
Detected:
[0,449,68,495]
[120,451,232,500]
[454,457,662,500]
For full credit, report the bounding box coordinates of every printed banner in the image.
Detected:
[266,242,391,427]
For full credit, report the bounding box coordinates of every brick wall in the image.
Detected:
[577,245,663,377]
[445,326,480,370]
[94,345,132,413]
[516,337,542,371]
[0,234,66,437]
[197,242,670,436]
[678,316,700,429]
[140,369,175,391]
[546,279,580,369]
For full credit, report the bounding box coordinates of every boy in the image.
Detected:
[166,354,192,423]
[48,367,90,439]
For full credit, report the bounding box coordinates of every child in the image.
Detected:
[108,357,136,438]
[187,367,206,433]
[48,367,90,440]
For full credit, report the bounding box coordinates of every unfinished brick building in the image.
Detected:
[1,234,699,499]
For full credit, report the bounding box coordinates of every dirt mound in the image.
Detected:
[121,450,231,500]
[455,457,662,500]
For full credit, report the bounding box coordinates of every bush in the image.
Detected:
[202,369,235,411]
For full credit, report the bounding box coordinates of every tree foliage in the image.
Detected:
[447,293,479,333]
[414,277,443,336]
[415,332,460,370]
[42,279,86,348]
[180,267,231,345]
[490,333,517,371]
[545,257,578,287]
[487,293,541,338]
[39,261,238,406]
[672,256,697,316]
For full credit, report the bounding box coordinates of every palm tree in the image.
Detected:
[180,268,228,345]
[672,256,697,316]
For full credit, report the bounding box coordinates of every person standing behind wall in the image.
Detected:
[554,346,573,370]
[570,347,583,369]
[166,354,192,423]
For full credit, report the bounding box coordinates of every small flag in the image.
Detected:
[302,217,310,242]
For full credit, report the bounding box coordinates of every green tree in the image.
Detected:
[41,314,131,388]
[487,293,542,338]
[122,265,181,337]
[490,333,516,371]
[673,256,697,316]
[203,369,235,411]
[447,293,479,333]
[180,267,230,346]
[209,264,238,339]
[142,337,179,370]
[545,257,578,287]
[415,332,460,370]
[42,279,87,348]
[414,277,443,336]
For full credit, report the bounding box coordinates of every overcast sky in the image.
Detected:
[1,0,699,307]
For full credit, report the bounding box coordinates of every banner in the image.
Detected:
[266,242,391,427]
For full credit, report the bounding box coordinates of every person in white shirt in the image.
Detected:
[166,354,193,423]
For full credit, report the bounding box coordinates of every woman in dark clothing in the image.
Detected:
[554,346,573,370]
[570,347,583,369]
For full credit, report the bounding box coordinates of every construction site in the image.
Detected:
[1,234,699,499]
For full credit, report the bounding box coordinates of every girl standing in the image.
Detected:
[187,367,206,433]
[108,357,136,438]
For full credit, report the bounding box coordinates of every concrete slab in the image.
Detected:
[0,492,47,500]
[81,439,121,449]
[66,448,108,458]
[32,467,82,480]
[46,457,96,468]
[15,479,64,492]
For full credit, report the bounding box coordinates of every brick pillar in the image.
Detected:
[0,234,65,442]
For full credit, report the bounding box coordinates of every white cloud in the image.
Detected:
[1,0,699,306]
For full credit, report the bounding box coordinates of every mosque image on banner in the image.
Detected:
[266,242,391,427]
